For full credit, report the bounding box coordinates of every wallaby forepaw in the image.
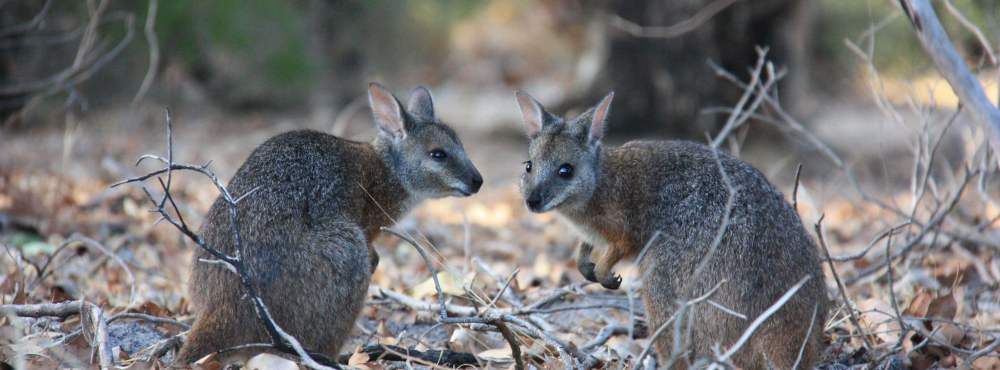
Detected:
[579,262,599,282]
[369,251,380,272]
[601,273,622,290]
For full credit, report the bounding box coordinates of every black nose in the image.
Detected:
[526,193,542,210]
[470,175,483,193]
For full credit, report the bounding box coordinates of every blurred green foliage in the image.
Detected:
[817,0,996,79]
[150,0,485,108]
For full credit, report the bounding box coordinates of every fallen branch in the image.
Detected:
[382,227,580,370]
[338,344,479,367]
[0,301,82,318]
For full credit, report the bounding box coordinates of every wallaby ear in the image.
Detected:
[515,91,547,138]
[407,86,435,119]
[587,91,614,144]
[368,83,407,139]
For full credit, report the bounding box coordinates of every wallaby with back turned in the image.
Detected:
[514,91,828,369]
[175,83,483,364]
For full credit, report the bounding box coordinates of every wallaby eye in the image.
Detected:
[429,149,448,160]
[524,161,532,173]
[558,163,573,178]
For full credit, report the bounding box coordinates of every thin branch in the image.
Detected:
[0,301,82,318]
[631,280,727,370]
[815,215,874,350]
[608,0,741,39]
[941,0,997,66]
[717,275,811,362]
[132,0,159,105]
[898,0,1000,155]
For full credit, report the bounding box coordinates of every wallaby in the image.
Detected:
[175,83,483,364]
[514,91,828,369]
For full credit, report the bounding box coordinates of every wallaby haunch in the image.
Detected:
[176,83,483,364]
[515,91,828,369]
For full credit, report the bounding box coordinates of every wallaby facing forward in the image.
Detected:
[175,84,483,364]
[515,92,828,369]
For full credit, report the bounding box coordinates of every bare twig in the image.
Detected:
[710,47,781,148]
[940,0,997,66]
[0,301,82,318]
[580,324,630,353]
[791,163,803,213]
[815,215,874,350]
[0,0,52,37]
[609,0,741,39]
[631,280,727,370]
[382,227,548,370]
[717,275,812,362]
[792,304,820,370]
[898,0,1000,155]
[495,322,525,370]
[84,302,114,369]
[132,0,159,105]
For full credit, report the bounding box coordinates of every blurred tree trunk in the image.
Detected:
[587,0,814,138]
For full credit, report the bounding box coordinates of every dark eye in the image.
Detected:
[524,161,532,173]
[429,149,448,160]
[557,163,573,178]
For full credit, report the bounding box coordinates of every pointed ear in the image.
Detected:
[587,91,614,144]
[515,91,547,138]
[407,86,435,119]
[368,83,406,139]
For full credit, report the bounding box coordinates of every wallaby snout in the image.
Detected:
[525,188,543,212]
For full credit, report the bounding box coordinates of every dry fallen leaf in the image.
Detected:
[411,271,465,299]
[928,290,958,320]
[347,349,371,366]
[478,347,514,364]
[903,289,933,318]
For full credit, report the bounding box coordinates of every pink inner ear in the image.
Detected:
[516,93,544,136]
[369,85,405,136]
[590,92,614,142]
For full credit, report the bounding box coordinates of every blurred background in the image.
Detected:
[3,0,999,182]
[2,1,1000,368]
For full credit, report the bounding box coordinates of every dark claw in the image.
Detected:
[579,262,599,282]
[369,251,380,272]
[601,273,622,290]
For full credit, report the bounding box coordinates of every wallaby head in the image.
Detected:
[368,83,483,199]
[515,91,614,212]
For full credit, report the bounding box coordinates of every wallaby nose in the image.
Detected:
[470,174,483,193]
[526,192,543,211]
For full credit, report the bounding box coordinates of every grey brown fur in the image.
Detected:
[515,92,828,369]
[175,84,482,364]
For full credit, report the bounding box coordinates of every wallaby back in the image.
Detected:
[516,92,828,369]
[176,84,482,365]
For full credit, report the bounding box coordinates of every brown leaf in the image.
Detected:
[903,289,932,318]
[930,322,965,347]
[928,291,958,320]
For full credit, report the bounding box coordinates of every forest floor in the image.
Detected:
[1,97,999,369]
